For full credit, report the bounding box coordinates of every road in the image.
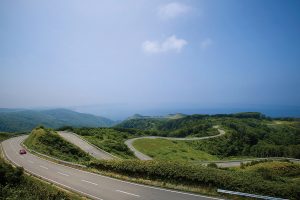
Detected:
[125,126,225,160]
[2,136,223,200]
[124,126,300,167]
[58,131,115,160]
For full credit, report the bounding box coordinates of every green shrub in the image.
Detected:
[0,158,75,199]
[88,160,300,199]
[24,127,92,163]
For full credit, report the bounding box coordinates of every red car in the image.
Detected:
[19,149,27,155]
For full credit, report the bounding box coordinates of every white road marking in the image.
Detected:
[81,179,98,186]
[28,160,34,163]
[4,151,104,200]
[57,172,69,176]
[20,156,25,159]
[116,190,140,197]
[4,136,224,200]
[40,165,48,170]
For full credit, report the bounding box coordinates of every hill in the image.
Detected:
[24,127,93,163]
[116,113,218,137]
[118,112,300,159]
[0,108,115,132]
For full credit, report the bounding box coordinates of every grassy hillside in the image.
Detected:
[121,113,300,160]
[133,138,218,161]
[116,114,219,137]
[73,127,140,159]
[0,108,115,132]
[24,127,93,163]
[192,118,300,159]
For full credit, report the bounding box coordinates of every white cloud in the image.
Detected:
[158,2,190,20]
[201,38,213,50]
[142,35,187,54]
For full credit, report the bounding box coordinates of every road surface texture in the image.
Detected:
[58,131,114,160]
[125,125,225,161]
[2,136,223,200]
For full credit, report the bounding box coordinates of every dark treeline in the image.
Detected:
[193,118,300,158]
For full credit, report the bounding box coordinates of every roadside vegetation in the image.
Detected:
[133,138,218,161]
[72,127,141,159]
[88,159,300,199]
[0,132,17,142]
[0,158,83,200]
[116,114,219,137]
[18,112,299,199]
[192,117,300,159]
[0,131,83,199]
[24,127,93,163]
[124,113,300,160]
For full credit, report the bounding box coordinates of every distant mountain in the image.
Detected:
[127,113,186,120]
[0,108,115,132]
[0,108,26,113]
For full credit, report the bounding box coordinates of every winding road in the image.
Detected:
[1,136,223,200]
[125,125,225,160]
[58,131,115,160]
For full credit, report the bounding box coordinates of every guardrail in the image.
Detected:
[217,189,288,200]
[196,157,300,165]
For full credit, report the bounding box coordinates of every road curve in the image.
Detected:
[125,125,226,160]
[58,131,115,160]
[2,136,223,200]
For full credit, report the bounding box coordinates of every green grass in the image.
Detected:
[241,160,300,177]
[74,128,138,159]
[0,157,84,200]
[133,138,218,161]
[24,127,93,163]
[89,159,300,199]
[0,132,17,142]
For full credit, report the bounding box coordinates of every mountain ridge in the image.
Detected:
[0,108,115,132]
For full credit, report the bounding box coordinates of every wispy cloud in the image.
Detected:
[201,38,213,50]
[142,35,187,54]
[158,2,190,20]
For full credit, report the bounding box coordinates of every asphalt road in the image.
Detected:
[58,131,114,160]
[125,126,225,161]
[2,136,223,200]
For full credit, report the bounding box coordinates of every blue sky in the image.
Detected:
[0,0,300,118]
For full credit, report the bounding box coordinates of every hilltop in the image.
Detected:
[0,108,115,132]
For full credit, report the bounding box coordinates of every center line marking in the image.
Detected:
[40,165,48,170]
[116,190,140,197]
[81,179,98,186]
[57,172,69,176]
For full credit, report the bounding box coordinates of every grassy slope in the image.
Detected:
[74,128,137,159]
[132,119,300,161]
[238,160,300,191]
[133,138,218,161]
[24,127,93,163]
